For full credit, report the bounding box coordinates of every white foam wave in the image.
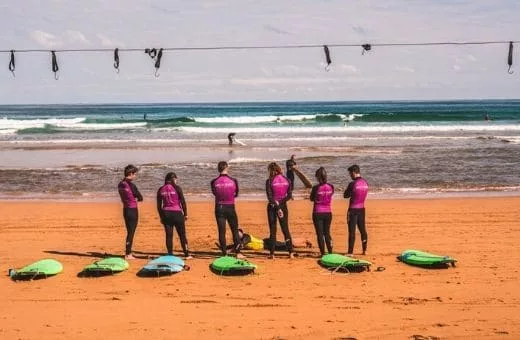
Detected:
[176,123,520,134]
[0,117,86,130]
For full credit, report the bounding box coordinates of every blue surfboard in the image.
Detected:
[138,255,189,277]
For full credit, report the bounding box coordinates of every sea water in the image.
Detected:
[0,100,519,199]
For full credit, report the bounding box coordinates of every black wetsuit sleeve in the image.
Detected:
[310,185,318,202]
[174,184,188,216]
[233,177,239,197]
[266,179,276,206]
[344,182,354,198]
[278,177,292,205]
[210,178,217,197]
[131,182,143,201]
[156,189,164,219]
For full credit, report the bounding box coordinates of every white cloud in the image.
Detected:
[339,64,359,74]
[65,30,90,45]
[29,30,63,48]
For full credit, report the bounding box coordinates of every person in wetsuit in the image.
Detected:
[227,133,236,146]
[118,164,143,260]
[211,161,244,258]
[310,167,334,256]
[157,172,191,259]
[229,228,312,251]
[343,164,369,255]
[266,162,294,259]
[285,154,296,187]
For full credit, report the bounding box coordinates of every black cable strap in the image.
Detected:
[9,50,15,77]
[114,48,120,73]
[323,45,331,71]
[51,51,59,80]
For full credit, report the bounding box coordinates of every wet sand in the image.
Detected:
[1,197,519,339]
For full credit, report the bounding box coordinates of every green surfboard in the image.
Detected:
[397,249,456,268]
[81,257,129,276]
[10,259,63,280]
[320,254,371,272]
[210,256,257,276]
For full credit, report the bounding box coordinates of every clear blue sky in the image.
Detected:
[1,0,520,104]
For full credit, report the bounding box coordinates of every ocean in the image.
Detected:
[1,100,519,200]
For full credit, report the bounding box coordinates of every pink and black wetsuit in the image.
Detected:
[310,182,334,255]
[157,183,189,256]
[266,174,293,255]
[343,177,369,254]
[118,179,143,255]
[211,174,241,255]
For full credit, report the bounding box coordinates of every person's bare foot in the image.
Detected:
[125,254,136,260]
[235,253,246,259]
[289,253,295,259]
[346,253,354,257]
[184,255,193,260]
[267,254,275,259]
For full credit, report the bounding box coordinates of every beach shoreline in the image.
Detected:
[1,196,519,339]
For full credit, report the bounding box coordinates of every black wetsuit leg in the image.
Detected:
[267,205,278,255]
[172,212,189,257]
[313,213,326,255]
[278,203,293,253]
[263,238,288,251]
[287,171,295,187]
[347,208,366,254]
[322,213,333,254]
[123,207,138,255]
[162,211,176,255]
[215,205,240,255]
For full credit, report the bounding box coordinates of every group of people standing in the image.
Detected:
[117,159,369,260]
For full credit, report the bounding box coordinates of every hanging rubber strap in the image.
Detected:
[51,51,59,80]
[145,48,157,58]
[323,45,331,71]
[508,41,514,74]
[154,48,163,77]
[113,48,120,73]
[9,50,15,77]
[362,44,372,55]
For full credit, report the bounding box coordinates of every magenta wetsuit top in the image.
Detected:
[310,183,334,213]
[344,177,368,210]
[118,179,142,208]
[157,183,186,215]
[266,174,292,205]
[211,174,239,205]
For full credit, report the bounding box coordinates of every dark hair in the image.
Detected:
[268,162,282,179]
[217,161,228,173]
[315,167,327,184]
[164,172,177,184]
[124,164,138,177]
[348,164,360,174]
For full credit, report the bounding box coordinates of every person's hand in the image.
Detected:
[277,209,284,218]
[184,216,188,221]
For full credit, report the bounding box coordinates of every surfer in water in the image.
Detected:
[265,162,295,259]
[343,164,369,256]
[117,165,143,260]
[211,161,245,258]
[310,167,334,256]
[157,172,191,259]
[227,132,236,146]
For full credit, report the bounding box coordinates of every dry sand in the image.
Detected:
[1,196,519,339]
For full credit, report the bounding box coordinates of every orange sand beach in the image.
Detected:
[1,196,519,339]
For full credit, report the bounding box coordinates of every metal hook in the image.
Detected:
[154,68,160,78]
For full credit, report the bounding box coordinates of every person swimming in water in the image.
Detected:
[117,164,143,260]
[343,164,369,256]
[157,172,191,259]
[266,162,294,259]
[211,161,244,258]
[310,167,334,256]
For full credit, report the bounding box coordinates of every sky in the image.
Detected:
[1,0,520,104]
